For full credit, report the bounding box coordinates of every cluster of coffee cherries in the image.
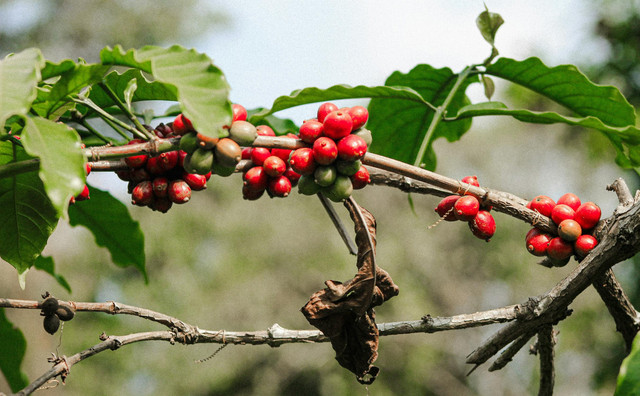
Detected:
[229,106,302,200]
[525,193,601,266]
[289,102,372,202]
[434,175,496,241]
[40,294,75,335]
[116,121,215,213]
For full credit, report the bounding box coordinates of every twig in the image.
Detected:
[536,325,556,396]
[487,331,536,372]
[317,194,358,255]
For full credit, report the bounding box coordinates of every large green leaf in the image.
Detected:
[249,84,429,123]
[100,45,231,139]
[0,142,58,274]
[615,334,640,395]
[485,57,636,127]
[0,48,44,127]
[34,255,71,293]
[68,186,147,281]
[87,68,177,110]
[367,65,477,169]
[41,63,110,118]
[21,117,85,217]
[40,59,76,81]
[247,108,298,136]
[0,308,28,392]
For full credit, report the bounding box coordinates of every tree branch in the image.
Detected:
[536,325,556,396]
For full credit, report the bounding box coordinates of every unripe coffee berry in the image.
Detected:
[313,137,338,165]
[557,219,582,242]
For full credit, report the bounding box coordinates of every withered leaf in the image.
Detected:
[301,198,399,384]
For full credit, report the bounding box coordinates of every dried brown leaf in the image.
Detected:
[301,199,398,384]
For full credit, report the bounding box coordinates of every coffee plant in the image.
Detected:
[2,8,640,395]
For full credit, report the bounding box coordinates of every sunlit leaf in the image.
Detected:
[21,117,85,217]
[101,45,231,139]
[0,308,28,392]
[367,65,477,169]
[68,186,147,281]
[250,84,429,122]
[86,69,177,110]
[486,57,636,127]
[0,142,58,274]
[0,48,44,127]
[247,107,298,135]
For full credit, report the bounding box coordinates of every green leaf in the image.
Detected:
[476,7,504,46]
[0,308,28,392]
[34,255,71,293]
[250,84,430,123]
[367,65,477,169]
[42,63,110,118]
[0,142,58,275]
[86,69,177,111]
[486,57,637,127]
[21,117,85,217]
[0,48,45,127]
[40,59,76,81]
[247,107,298,135]
[615,335,640,395]
[100,45,231,139]
[451,101,640,167]
[68,186,147,281]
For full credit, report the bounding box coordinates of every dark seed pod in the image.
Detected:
[43,314,60,334]
[41,296,59,316]
[55,303,75,321]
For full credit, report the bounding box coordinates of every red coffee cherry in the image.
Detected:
[575,234,598,258]
[283,167,301,186]
[158,151,178,172]
[435,195,460,221]
[317,102,338,123]
[182,172,208,191]
[152,177,169,198]
[242,184,265,201]
[454,195,480,221]
[256,125,276,137]
[232,104,248,122]
[557,219,582,242]
[312,137,338,165]
[289,148,316,175]
[241,147,252,160]
[337,134,367,161]
[132,181,153,206]
[243,166,269,192]
[461,175,480,187]
[551,204,575,225]
[351,165,370,190]
[145,156,164,175]
[527,232,553,256]
[149,197,173,213]
[528,195,556,217]
[547,237,574,260]
[168,180,192,204]
[173,114,194,135]
[323,110,353,140]
[263,155,287,177]
[347,106,369,130]
[75,185,90,201]
[268,175,292,197]
[299,120,324,143]
[574,202,601,230]
[557,193,581,211]
[250,147,272,166]
[124,139,148,168]
[271,133,298,162]
[469,210,496,241]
